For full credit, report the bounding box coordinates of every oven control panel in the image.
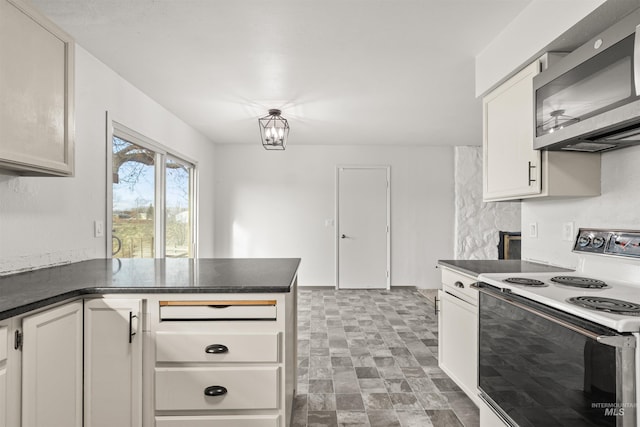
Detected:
[574,228,640,258]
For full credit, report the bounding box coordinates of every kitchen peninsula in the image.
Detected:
[0,258,299,427]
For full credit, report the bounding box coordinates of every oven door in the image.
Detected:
[476,283,636,427]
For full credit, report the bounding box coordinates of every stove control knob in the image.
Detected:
[592,236,606,248]
[578,235,591,247]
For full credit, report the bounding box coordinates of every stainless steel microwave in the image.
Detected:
[534,9,640,152]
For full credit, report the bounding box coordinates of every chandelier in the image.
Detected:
[258,109,289,150]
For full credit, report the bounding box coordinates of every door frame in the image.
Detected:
[335,165,391,290]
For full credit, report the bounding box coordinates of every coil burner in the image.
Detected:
[550,276,608,289]
[503,277,547,287]
[567,296,640,316]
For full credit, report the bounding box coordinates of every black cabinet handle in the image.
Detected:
[129,311,137,344]
[205,344,229,354]
[208,305,230,309]
[204,385,227,397]
[454,281,465,288]
[528,161,537,185]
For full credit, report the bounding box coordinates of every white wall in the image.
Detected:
[213,145,454,288]
[454,146,520,259]
[522,146,640,271]
[0,46,215,274]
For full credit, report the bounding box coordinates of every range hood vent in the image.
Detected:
[558,121,640,153]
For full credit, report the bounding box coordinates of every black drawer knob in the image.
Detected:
[205,344,229,354]
[204,385,227,397]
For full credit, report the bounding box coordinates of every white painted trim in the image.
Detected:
[155,151,165,257]
[106,111,114,259]
[335,165,391,290]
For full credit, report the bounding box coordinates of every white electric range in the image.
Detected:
[476,228,640,427]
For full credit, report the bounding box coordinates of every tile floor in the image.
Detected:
[292,288,479,427]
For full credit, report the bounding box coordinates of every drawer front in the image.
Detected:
[159,301,276,321]
[441,268,478,304]
[155,414,279,427]
[156,332,279,363]
[0,326,7,362]
[156,367,279,411]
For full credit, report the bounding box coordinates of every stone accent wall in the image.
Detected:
[454,146,521,259]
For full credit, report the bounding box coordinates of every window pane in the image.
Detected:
[112,136,155,258]
[165,158,192,258]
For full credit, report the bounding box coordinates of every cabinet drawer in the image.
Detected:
[159,300,276,321]
[155,367,279,411]
[155,414,279,427]
[156,332,279,363]
[0,326,7,362]
[441,268,478,304]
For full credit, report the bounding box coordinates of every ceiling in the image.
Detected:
[32,0,533,147]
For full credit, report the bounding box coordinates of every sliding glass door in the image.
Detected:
[110,123,196,259]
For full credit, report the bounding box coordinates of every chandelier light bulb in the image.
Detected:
[258,109,290,150]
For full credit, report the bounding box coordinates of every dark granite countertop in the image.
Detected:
[0,258,300,320]
[437,259,572,278]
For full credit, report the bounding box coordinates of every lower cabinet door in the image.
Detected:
[155,414,280,427]
[439,291,479,404]
[21,301,83,427]
[155,366,279,411]
[0,323,7,427]
[84,298,143,427]
[0,357,6,427]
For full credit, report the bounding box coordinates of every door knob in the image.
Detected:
[341,234,347,239]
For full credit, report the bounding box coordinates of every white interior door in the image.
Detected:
[337,166,390,289]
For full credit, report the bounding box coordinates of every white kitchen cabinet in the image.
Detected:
[84,298,143,427]
[0,322,7,427]
[151,291,297,427]
[0,319,20,427]
[21,300,83,427]
[437,268,479,406]
[483,57,600,201]
[0,318,21,427]
[0,0,75,176]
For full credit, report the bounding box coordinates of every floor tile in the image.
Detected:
[308,410,339,427]
[308,393,337,411]
[309,379,334,394]
[362,392,394,410]
[426,409,465,427]
[335,393,365,411]
[388,392,423,410]
[337,410,370,427]
[396,410,435,427]
[367,410,402,427]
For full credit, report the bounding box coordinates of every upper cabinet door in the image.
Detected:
[0,0,74,176]
[483,61,541,200]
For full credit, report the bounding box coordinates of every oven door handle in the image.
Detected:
[473,283,636,348]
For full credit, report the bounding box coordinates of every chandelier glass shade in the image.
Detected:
[258,109,289,150]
